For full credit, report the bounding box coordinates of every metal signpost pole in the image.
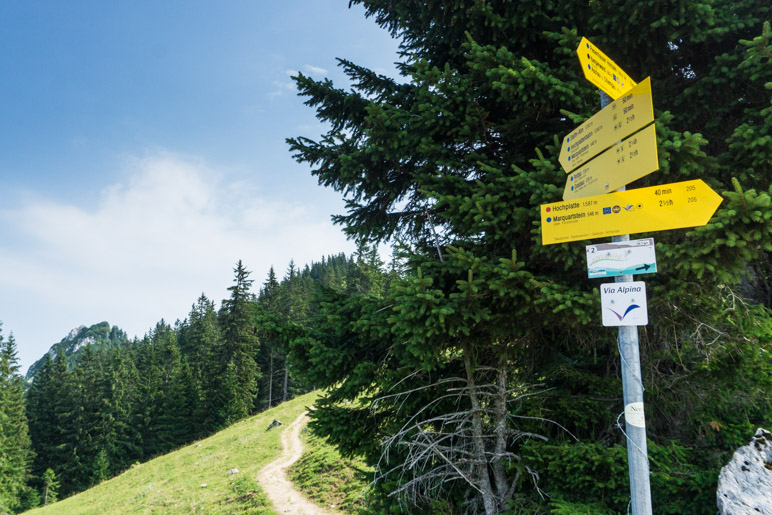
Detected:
[600,90,653,515]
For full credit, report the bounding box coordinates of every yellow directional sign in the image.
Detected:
[563,124,659,200]
[560,78,654,173]
[577,37,636,100]
[541,179,723,245]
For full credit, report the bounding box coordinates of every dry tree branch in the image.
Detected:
[369,362,558,514]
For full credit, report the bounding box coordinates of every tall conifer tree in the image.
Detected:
[288,2,771,512]
[219,260,260,422]
[26,350,70,496]
[0,327,32,513]
[183,294,225,433]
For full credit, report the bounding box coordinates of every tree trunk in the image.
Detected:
[267,353,273,409]
[463,342,498,515]
[491,352,510,501]
[282,365,289,403]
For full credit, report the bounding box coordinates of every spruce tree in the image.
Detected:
[288,2,771,513]
[183,294,225,434]
[146,321,189,453]
[256,268,282,410]
[26,350,70,495]
[0,327,32,513]
[62,344,109,493]
[41,468,58,506]
[132,321,193,458]
[102,346,141,476]
[219,260,260,422]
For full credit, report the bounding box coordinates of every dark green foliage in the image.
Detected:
[179,293,224,433]
[254,252,385,412]
[133,322,196,459]
[26,351,68,492]
[518,440,721,514]
[219,260,261,423]
[289,1,771,512]
[0,326,33,513]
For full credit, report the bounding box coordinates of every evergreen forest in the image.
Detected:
[0,251,389,511]
[0,1,770,514]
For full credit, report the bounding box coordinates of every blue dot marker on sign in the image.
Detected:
[613,74,617,81]
[588,64,591,70]
[570,176,574,181]
[571,186,574,191]
[546,217,552,223]
[586,43,590,48]
[568,156,571,161]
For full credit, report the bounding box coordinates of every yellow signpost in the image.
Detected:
[541,179,722,245]
[563,124,659,200]
[567,38,671,515]
[559,77,654,173]
[577,37,636,100]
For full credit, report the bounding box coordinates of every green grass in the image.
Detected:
[26,392,320,514]
[288,430,374,514]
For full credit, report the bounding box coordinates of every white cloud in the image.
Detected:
[269,79,297,97]
[303,65,328,77]
[0,151,354,371]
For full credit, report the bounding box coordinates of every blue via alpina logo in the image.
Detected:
[606,303,641,321]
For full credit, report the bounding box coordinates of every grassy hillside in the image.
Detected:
[26,392,320,514]
[289,432,373,514]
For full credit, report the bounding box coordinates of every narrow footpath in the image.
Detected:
[256,411,336,515]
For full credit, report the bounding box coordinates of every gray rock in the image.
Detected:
[717,428,772,514]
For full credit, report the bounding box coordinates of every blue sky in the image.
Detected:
[0,1,401,372]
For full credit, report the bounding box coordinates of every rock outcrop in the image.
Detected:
[717,428,772,514]
[25,322,128,381]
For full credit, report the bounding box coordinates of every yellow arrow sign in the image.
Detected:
[563,124,659,200]
[560,77,654,173]
[577,37,636,100]
[541,179,723,245]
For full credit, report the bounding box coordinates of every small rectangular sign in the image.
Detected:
[586,238,657,279]
[600,281,648,326]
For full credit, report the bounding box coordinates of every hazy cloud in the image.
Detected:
[269,79,296,97]
[0,151,353,368]
[303,64,328,76]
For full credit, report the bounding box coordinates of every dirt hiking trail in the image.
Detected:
[257,411,337,514]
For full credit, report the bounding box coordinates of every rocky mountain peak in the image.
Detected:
[66,325,86,341]
[25,322,128,381]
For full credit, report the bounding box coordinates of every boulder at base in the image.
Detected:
[717,428,772,514]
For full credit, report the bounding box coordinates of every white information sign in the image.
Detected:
[600,281,648,326]
[625,402,646,428]
[587,238,657,279]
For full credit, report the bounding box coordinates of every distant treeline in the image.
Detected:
[0,248,389,510]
